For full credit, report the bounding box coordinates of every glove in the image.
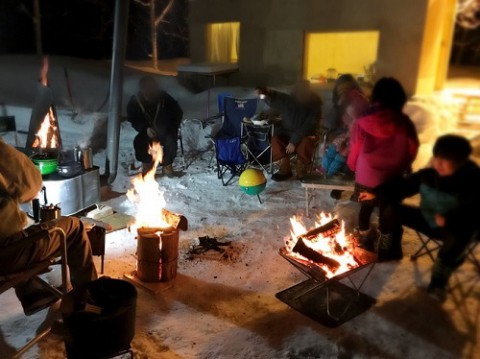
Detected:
[147,127,157,139]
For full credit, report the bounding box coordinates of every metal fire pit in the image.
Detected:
[125,209,188,294]
[276,224,377,327]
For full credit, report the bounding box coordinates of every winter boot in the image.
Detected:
[376,232,403,262]
[354,227,379,253]
[427,258,454,302]
[272,157,293,182]
[295,161,310,180]
[163,164,174,177]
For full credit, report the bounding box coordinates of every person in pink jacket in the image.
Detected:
[347,78,419,250]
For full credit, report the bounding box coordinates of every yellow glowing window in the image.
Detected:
[206,22,240,63]
[304,31,380,82]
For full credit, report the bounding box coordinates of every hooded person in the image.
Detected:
[0,140,97,315]
[320,74,369,178]
[347,77,419,250]
[257,80,322,181]
[127,76,183,176]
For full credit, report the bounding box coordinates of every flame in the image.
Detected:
[32,107,59,149]
[127,142,169,231]
[285,213,359,278]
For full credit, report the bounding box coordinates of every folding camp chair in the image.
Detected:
[213,97,258,185]
[241,121,274,174]
[215,137,248,186]
[411,231,480,272]
[0,227,70,358]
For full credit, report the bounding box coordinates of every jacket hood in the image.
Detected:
[358,109,407,138]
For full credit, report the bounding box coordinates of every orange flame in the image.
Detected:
[285,213,359,278]
[127,142,169,232]
[32,107,59,149]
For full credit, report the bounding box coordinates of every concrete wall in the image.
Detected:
[189,0,432,94]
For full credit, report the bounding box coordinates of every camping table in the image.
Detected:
[301,174,355,216]
[177,62,239,117]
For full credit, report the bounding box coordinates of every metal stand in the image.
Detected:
[277,250,376,327]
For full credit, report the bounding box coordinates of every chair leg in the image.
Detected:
[410,232,440,262]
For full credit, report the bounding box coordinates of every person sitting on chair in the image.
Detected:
[0,140,97,315]
[372,135,480,301]
[257,80,322,181]
[320,74,369,178]
[127,76,183,176]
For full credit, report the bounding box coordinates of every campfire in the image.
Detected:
[32,106,60,149]
[282,213,367,279]
[126,142,187,284]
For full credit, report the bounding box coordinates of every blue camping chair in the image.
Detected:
[214,97,258,185]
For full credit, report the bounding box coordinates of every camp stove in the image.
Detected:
[276,214,376,327]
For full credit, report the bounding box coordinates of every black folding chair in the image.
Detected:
[0,227,70,358]
[411,231,480,272]
[241,122,274,174]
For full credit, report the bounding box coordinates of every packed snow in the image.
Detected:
[0,55,479,359]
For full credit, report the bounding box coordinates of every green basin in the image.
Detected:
[33,158,58,175]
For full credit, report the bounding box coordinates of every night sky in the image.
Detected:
[0,0,189,60]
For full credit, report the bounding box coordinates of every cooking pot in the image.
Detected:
[57,161,83,178]
[32,154,58,175]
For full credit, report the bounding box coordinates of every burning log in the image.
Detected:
[135,210,187,283]
[292,238,341,272]
[297,219,341,242]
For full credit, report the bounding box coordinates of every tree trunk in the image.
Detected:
[150,0,158,70]
[33,0,42,55]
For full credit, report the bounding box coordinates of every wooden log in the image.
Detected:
[162,209,188,231]
[136,227,179,283]
[292,238,340,272]
[298,219,341,242]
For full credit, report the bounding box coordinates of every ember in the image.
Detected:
[283,213,361,278]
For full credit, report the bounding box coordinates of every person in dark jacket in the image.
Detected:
[257,81,322,181]
[374,135,480,301]
[127,76,183,175]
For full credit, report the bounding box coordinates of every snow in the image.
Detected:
[1,55,479,359]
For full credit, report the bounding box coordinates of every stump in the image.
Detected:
[136,227,179,282]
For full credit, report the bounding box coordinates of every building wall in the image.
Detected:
[189,0,431,94]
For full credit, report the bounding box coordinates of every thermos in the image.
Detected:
[82,147,93,169]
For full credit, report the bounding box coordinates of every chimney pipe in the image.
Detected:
[106,0,129,185]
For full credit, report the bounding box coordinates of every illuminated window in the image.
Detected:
[206,22,240,63]
[304,31,380,83]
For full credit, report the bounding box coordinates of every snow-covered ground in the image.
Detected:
[0,55,479,359]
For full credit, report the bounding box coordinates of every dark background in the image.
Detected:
[0,1,479,65]
[0,0,189,60]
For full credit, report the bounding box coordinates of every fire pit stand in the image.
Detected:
[276,247,376,328]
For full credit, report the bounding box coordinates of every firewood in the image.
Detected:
[298,219,341,242]
[292,238,340,272]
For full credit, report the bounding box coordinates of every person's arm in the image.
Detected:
[0,140,42,204]
[126,96,149,133]
[289,102,321,145]
[346,120,363,171]
[375,169,425,203]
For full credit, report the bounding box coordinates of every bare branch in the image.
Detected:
[160,29,188,41]
[132,0,150,7]
[154,0,175,28]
